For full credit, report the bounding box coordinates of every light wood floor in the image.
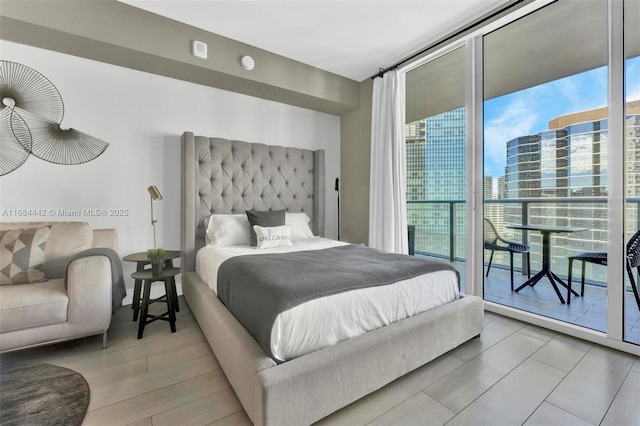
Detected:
[1,297,639,426]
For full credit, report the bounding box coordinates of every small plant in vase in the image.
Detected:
[147,248,168,276]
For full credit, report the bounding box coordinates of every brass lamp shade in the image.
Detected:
[148,185,163,201]
[148,185,162,249]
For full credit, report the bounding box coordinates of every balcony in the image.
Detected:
[408,198,640,344]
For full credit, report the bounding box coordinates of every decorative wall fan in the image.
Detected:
[0,61,108,175]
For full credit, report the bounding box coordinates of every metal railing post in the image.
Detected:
[522,200,529,275]
[450,202,456,262]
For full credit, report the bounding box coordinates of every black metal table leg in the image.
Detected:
[137,279,152,339]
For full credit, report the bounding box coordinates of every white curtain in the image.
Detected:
[369,70,408,254]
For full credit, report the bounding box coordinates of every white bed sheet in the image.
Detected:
[196,238,460,361]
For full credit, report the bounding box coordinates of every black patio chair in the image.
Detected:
[484,218,531,291]
[567,229,640,308]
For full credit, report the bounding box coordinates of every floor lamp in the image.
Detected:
[147,185,163,249]
[335,177,340,241]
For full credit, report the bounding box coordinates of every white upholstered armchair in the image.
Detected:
[0,222,122,352]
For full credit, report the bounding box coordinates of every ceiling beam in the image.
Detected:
[0,0,360,116]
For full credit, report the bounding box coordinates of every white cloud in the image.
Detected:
[543,67,608,113]
[481,58,640,177]
[484,95,539,177]
[626,57,640,102]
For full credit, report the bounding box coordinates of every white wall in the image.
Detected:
[0,41,341,303]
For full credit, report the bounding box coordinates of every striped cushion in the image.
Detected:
[0,226,52,285]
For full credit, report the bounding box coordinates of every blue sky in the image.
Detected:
[483,56,640,178]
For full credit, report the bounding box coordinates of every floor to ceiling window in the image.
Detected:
[624,0,640,345]
[403,0,639,353]
[482,0,611,331]
[405,47,467,292]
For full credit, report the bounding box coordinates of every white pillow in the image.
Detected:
[254,225,293,249]
[205,214,251,246]
[285,212,315,240]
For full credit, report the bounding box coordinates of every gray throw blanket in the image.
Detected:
[65,248,126,313]
[217,244,459,362]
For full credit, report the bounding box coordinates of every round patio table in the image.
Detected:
[506,224,588,304]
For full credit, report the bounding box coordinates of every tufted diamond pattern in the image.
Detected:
[194,137,316,246]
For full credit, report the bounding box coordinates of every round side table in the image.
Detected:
[132,268,180,339]
[123,250,181,321]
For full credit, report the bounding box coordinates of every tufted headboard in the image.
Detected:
[181,132,325,271]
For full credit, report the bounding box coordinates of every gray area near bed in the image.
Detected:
[181,132,484,426]
[218,244,461,361]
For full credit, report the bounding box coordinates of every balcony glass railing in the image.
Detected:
[407,197,640,287]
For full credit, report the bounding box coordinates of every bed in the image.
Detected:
[180,132,484,426]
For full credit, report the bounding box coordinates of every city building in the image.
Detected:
[503,101,640,281]
[407,101,640,280]
[406,108,466,259]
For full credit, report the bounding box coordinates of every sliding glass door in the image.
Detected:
[624,0,640,345]
[481,0,609,330]
[404,0,639,352]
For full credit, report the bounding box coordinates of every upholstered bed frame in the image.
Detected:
[180,132,484,425]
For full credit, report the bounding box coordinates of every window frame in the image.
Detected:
[400,0,638,355]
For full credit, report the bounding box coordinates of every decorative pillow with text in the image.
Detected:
[254,225,293,249]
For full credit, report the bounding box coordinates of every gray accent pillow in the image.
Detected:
[0,226,52,285]
[246,210,286,246]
